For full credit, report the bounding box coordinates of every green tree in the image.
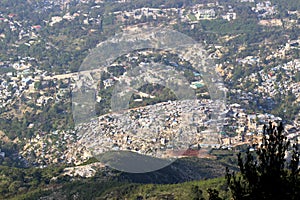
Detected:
[207,189,222,200]
[191,185,205,200]
[226,122,300,200]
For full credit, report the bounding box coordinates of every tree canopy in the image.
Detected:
[226,122,300,200]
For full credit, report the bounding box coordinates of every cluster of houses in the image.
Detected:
[76,98,224,158]
[0,11,42,46]
[20,129,91,166]
[72,96,300,163]
[220,102,300,151]
[188,2,242,22]
[15,91,299,166]
[0,60,72,109]
[252,1,277,18]
[237,56,260,66]
[0,64,34,108]
[114,7,179,23]
[243,59,300,102]
[111,1,239,25]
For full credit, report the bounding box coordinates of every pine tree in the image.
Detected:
[226,122,299,200]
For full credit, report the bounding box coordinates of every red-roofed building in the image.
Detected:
[170,149,200,157]
[8,13,17,18]
[32,25,42,30]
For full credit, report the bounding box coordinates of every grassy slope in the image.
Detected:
[10,177,230,200]
[97,177,230,200]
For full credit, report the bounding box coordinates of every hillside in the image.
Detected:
[1,156,238,199]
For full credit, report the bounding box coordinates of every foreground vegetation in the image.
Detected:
[0,156,236,199]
